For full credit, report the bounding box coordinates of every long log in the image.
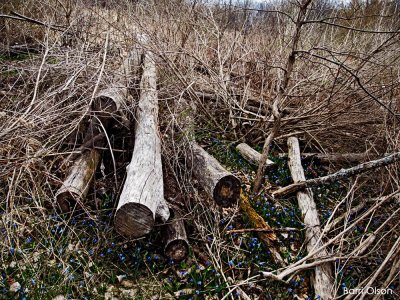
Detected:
[273,151,400,198]
[287,137,334,299]
[114,47,169,238]
[163,209,189,262]
[236,143,274,167]
[190,142,240,207]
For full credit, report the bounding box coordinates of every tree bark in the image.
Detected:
[190,142,240,207]
[273,151,400,198]
[163,209,189,262]
[114,48,169,238]
[287,137,334,300]
[236,143,274,166]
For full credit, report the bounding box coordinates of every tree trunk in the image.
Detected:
[55,149,101,212]
[163,209,189,262]
[190,142,240,207]
[114,49,169,238]
[236,143,274,166]
[287,137,334,300]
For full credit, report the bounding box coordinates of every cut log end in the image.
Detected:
[114,203,155,238]
[213,175,241,207]
[91,95,119,125]
[55,190,80,213]
[165,239,189,262]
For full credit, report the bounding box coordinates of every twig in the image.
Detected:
[273,152,400,198]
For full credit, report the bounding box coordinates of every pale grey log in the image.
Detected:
[55,149,101,212]
[163,209,189,262]
[287,137,334,300]
[114,49,169,238]
[236,143,274,166]
[190,142,240,207]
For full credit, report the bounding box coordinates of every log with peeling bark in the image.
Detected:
[163,209,189,262]
[236,143,274,167]
[55,148,101,212]
[114,47,169,238]
[287,137,334,299]
[190,142,240,207]
[273,151,400,198]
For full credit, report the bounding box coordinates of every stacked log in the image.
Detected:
[163,209,189,262]
[55,52,137,212]
[114,46,169,238]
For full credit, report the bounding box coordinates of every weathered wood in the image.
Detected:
[114,48,169,238]
[56,51,137,212]
[287,137,334,300]
[190,142,240,207]
[175,98,241,207]
[163,209,189,262]
[236,143,274,166]
[55,149,101,212]
[273,151,400,198]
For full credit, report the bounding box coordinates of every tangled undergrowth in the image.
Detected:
[1,0,400,299]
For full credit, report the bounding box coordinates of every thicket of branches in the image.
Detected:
[1,0,399,299]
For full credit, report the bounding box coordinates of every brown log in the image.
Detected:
[114,46,169,238]
[175,98,241,207]
[287,137,334,299]
[190,142,240,207]
[273,151,400,198]
[163,209,189,262]
[55,149,101,212]
[236,143,274,167]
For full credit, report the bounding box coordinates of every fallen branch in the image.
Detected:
[0,11,65,31]
[227,227,299,234]
[273,151,400,198]
[239,191,285,266]
[286,137,334,299]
